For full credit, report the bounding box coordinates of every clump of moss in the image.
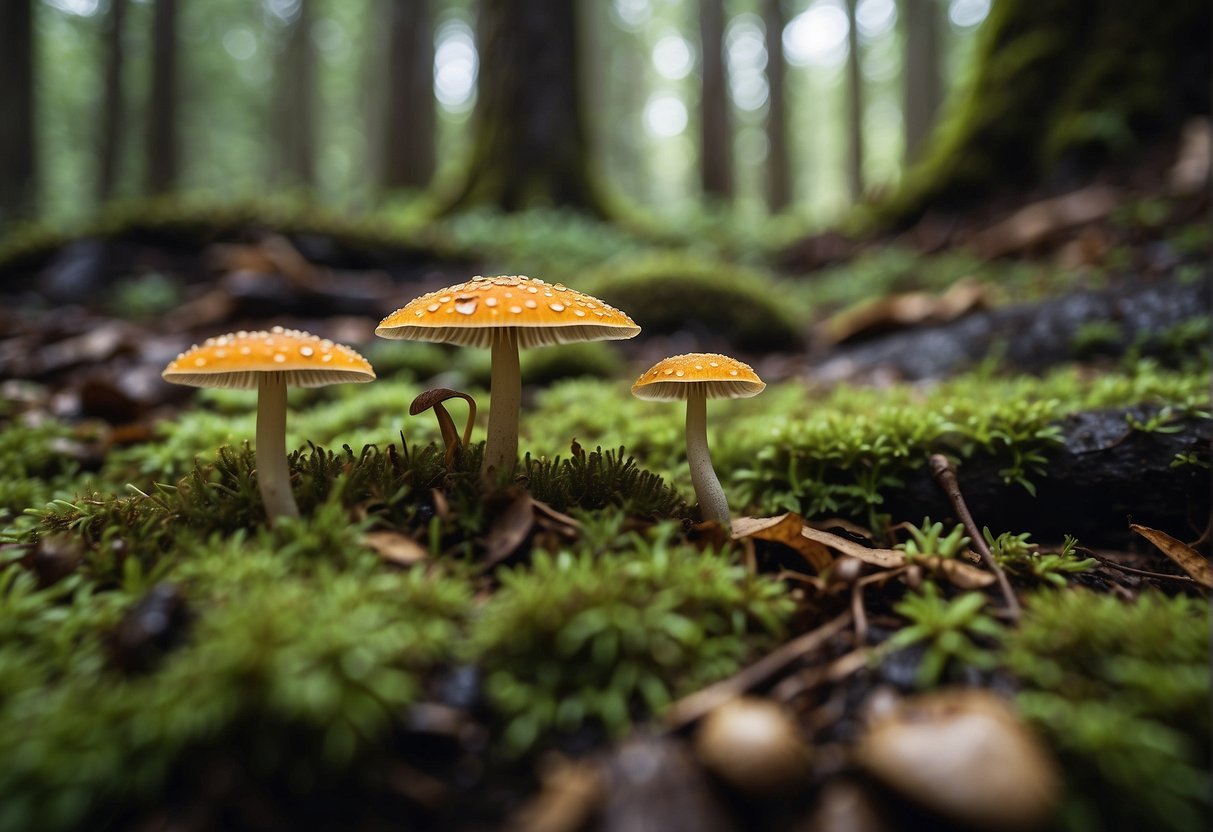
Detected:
[470,524,793,754]
[0,563,472,832]
[0,419,87,526]
[1004,590,1211,832]
[583,253,806,351]
[524,445,687,518]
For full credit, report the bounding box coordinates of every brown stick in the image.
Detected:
[1082,549,1200,584]
[663,610,851,731]
[929,454,1021,618]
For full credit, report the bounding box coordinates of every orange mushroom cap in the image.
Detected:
[162,327,376,389]
[375,275,640,348]
[631,353,765,401]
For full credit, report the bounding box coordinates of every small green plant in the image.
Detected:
[898,517,970,561]
[470,525,793,754]
[1005,591,1210,832]
[984,529,1097,587]
[884,583,1003,687]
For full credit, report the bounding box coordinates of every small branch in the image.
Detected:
[663,610,851,731]
[1082,549,1200,584]
[929,454,1020,618]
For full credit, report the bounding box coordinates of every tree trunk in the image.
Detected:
[272,0,316,189]
[145,0,180,195]
[380,0,435,192]
[441,0,605,216]
[874,0,1211,228]
[0,0,36,222]
[699,0,732,199]
[97,0,128,203]
[844,0,864,201]
[763,0,790,211]
[902,0,941,163]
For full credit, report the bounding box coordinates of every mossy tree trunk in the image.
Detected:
[0,0,36,223]
[763,0,790,211]
[271,0,316,189]
[380,0,435,193]
[441,0,607,216]
[699,0,733,200]
[97,0,128,203]
[144,0,180,195]
[901,0,943,163]
[874,0,1212,228]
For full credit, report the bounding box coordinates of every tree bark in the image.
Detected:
[902,0,941,163]
[272,0,316,189]
[763,0,790,211]
[699,0,732,199]
[441,0,606,216]
[380,0,435,192]
[0,0,36,222]
[145,0,180,195]
[844,0,864,201]
[873,0,1211,228]
[97,0,128,203]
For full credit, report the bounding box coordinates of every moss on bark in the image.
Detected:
[871,0,1211,229]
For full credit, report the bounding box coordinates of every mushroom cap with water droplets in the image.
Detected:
[375,275,641,348]
[162,327,376,389]
[631,353,765,401]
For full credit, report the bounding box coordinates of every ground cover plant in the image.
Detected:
[1,180,1210,832]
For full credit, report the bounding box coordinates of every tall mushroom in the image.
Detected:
[162,327,375,522]
[376,275,640,476]
[631,353,765,527]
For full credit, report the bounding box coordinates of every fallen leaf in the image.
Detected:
[732,513,833,572]
[799,526,904,569]
[1130,523,1213,588]
[484,490,535,566]
[970,185,1119,258]
[820,278,989,345]
[364,530,428,566]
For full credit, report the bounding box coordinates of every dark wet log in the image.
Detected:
[886,405,1213,546]
[815,276,1210,380]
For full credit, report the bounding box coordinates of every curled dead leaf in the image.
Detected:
[1130,523,1213,588]
[484,490,535,567]
[364,530,427,566]
[733,513,834,572]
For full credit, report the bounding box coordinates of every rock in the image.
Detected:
[855,688,1059,831]
[598,736,736,832]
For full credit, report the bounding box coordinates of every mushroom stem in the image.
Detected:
[686,386,730,526]
[256,373,300,521]
[484,328,521,477]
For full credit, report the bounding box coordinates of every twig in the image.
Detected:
[663,610,852,731]
[929,454,1021,618]
[1082,549,1200,584]
[852,567,908,644]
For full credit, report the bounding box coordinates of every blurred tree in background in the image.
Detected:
[4,0,1208,230]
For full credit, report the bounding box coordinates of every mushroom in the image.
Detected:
[376,275,640,476]
[631,353,764,527]
[694,696,812,797]
[161,327,375,522]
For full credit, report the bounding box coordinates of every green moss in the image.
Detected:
[582,253,805,351]
[1004,591,1210,832]
[470,525,793,753]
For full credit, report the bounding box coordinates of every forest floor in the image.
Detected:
[0,170,1209,832]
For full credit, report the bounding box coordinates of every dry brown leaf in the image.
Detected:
[1130,523,1213,588]
[484,491,535,566]
[732,514,833,572]
[820,278,989,345]
[799,526,904,569]
[970,184,1119,257]
[363,530,427,566]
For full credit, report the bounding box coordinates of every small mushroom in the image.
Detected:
[376,276,640,477]
[631,353,764,527]
[694,696,812,797]
[161,327,375,522]
[855,688,1059,831]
